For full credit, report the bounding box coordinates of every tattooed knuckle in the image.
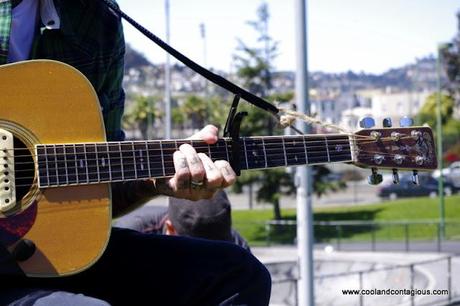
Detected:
[207,173,223,187]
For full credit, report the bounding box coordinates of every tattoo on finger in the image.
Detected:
[190,156,200,165]
[179,158,187,169]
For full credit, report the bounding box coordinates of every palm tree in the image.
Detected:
[123,95,162,139]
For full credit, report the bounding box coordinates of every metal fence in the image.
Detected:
[234,220,460,252]
[268,256,458,306]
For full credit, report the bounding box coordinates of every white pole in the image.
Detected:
[165,0,172,139]
[295,0,314,305]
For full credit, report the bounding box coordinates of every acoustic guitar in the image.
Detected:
[0,60,437,277]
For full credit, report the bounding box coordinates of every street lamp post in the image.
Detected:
[165,0,172,140]
[436,43,449,239]
[295,0,314,305]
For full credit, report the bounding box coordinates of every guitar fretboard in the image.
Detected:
[35,135,352,188]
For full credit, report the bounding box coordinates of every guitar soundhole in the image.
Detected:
[13,137,34,201]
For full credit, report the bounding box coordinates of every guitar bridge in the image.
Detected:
[0,128,16,212]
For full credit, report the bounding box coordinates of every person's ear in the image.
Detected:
[165,219,177,236]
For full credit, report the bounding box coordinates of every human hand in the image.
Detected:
[154,125,237,200]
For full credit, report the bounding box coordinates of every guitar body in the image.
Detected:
[0,60,111,277]
[0,60,438,279]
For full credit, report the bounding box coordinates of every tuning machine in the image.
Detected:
[392,169,400,184]
[359,117,375,129]
[368,168,383,185]
[400,116,414,127]
[382,118,392,128]
[412,170,419,185]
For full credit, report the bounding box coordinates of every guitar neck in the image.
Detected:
[35,134,353,188]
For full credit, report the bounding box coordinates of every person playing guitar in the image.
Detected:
[0,1,271,305]
[0,1,438,305]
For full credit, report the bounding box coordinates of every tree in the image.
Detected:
[416,93,460,157]
[435,10,460,163]
[123,95,162,139]
[440,11,460,107]
[232,2,347,219]
[231,2,292,220]
[173,95,228,133]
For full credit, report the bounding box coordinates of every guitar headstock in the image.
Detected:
[352,116,437,185]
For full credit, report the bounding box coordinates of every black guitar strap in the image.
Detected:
[99,0,280,117]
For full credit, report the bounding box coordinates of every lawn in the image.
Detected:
[232,195,460,245]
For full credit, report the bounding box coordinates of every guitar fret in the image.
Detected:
[325,137,331,163]
[106,143,112,182]
[244,138,266,170]
[74,144,88,184]
[63,145,76,185]
[108,143,123,181]
[118,142,125,180]
[160,141,166,176]
[147,141,164,178]
[62,145,69,184]
[161,141,176,177]
[55,145,69,185]
[264,137,287,168]
[303,136,309,164]
[120,142,136,180]
[53,145,60,185]
[327,136,352,163]
[96,143,110,182]
[210,139,228,162]
[133,142,150,178]
[94,144,101,182]
[145,141,152,178]
[36,145,48,187]
[131,142,138,179]
[284,137,307,166]
[304,136,328,164]
[44,145,58,186]
[83,144,90,182]
[72,144,79,184]
[85,144,98,183]
[281,138,288,166]
[261,138,267,168]
[242,138,249,169]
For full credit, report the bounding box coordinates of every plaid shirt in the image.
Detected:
[0,0,126,141]
[0,0,11,63]
[0,0,155,216]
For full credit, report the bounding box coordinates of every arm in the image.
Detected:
[99,6,236,217]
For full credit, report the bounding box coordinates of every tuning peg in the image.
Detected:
[383,118,392,127]
[368,168,383,185]
[359,117,375,129]
[399,116,414,127]
[392,169,400,184]
[412,170,419,185]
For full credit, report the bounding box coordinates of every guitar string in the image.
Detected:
[3,133,419,160]
[13,151,430,188]
[7,138,352,161]
[7,146,424,172]
[13,153,355,188]
[9,143,352,168]
[12,149,426,186]
[4,137,356,156]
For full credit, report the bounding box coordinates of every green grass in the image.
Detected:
[232,195,460,245]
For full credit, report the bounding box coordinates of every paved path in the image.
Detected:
[252,246,460,306]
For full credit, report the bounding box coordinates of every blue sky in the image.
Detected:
[117,0,459,74]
